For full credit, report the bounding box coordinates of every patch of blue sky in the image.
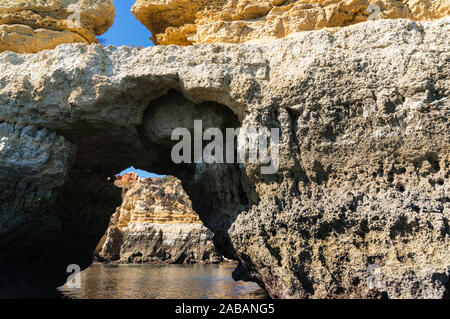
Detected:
[119,166,165,178]
[99,0,153,48]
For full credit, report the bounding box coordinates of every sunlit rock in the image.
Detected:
[0,0,115,53]
[132,0,450,45]
[96,175,221,264]
[0,16,449,298]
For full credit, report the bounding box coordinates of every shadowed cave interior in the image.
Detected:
[0,89,262,297]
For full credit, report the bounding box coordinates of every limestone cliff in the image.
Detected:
[132,0,450,45]
[97,175,221,264]
[0,0,115,53]
[0,10,449,298]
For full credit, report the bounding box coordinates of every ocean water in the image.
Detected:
[58,263,267,299]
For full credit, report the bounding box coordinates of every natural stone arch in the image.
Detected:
[136,89,259,260]
[1,16,449,298]
[0,85,258,297]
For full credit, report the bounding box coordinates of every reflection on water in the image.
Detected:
[58,263,267,299]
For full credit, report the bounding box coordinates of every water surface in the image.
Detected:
[58,263,267,299]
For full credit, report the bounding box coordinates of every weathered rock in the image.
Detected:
[132,0,450,45]
[97,176,221,264]
[0,0,115,53]
[0,17,449,298]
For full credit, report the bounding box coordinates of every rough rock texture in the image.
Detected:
[96,175,221,264]
[0,17,449,298]
[0,0,115,53]
[132,0,450,45]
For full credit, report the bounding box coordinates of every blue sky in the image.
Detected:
[120,167,165,178]
[99,0,154,47]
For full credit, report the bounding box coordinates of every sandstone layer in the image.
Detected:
[96,174,221,264]
[0,17,449,298]
[0,0,115,53]
[132,0,450,45]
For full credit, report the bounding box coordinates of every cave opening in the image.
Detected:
[54,89,263,298]
[0,86,264,298]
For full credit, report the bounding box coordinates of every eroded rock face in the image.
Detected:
[132,0,450,45]
[97,175,221,264]
[0,17,449,298]
[0,122,121,297]
[0,0,115,53]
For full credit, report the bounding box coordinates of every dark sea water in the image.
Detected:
[58,263,267,299]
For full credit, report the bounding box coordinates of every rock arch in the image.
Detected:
[1,15,450,298]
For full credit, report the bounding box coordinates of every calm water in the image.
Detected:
[58,263,267,299]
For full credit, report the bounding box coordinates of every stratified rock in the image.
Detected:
[0,0,115,53]
[132,0,450,45]
[97,176,221,264]
[0,16,449,298]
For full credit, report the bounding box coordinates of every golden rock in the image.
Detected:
[132,0,450,45]
[0,0,115,53]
